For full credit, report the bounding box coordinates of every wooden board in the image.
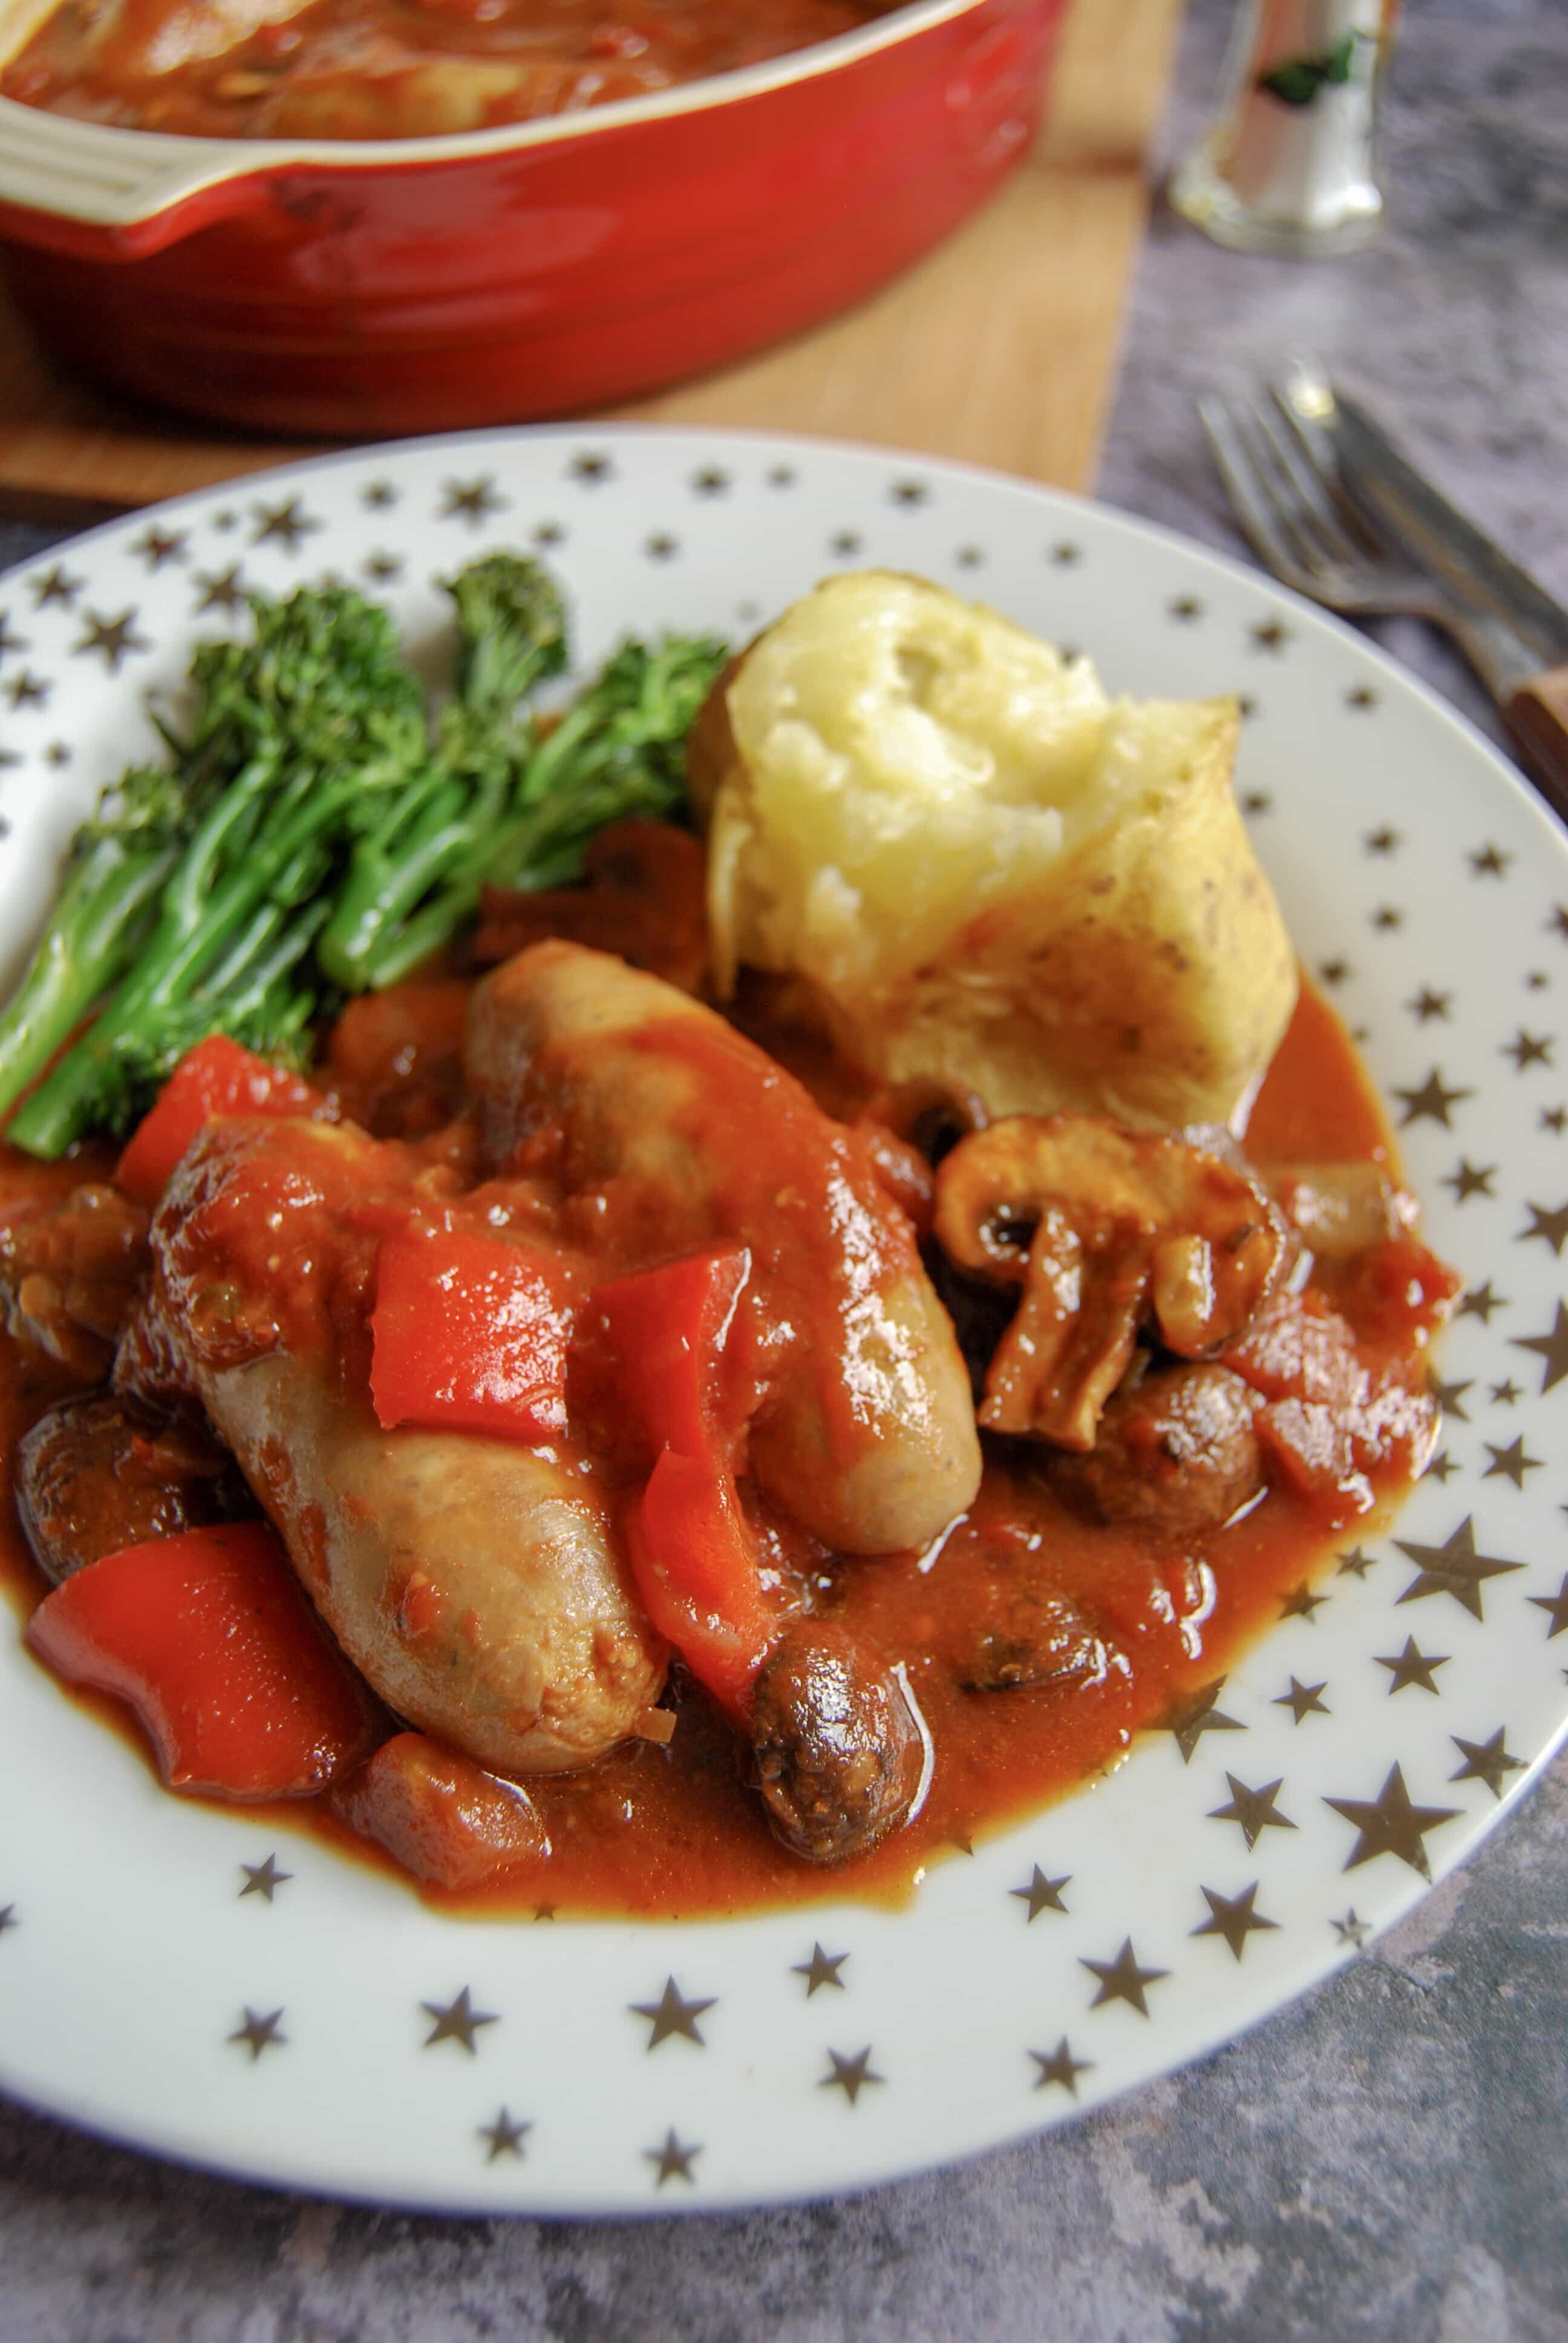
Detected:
[0,0,1182,518]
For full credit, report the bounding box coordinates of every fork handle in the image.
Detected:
[1504,666,1568,828]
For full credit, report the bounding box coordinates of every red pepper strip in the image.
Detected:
[330,1731,549,1892]
[370,1223,573,1442]
[624,1449,777,1720]
[116,1036,327,1207]
[25,1521,379,1800]
[586,1247,776,1715]
[585,1245,751,1461]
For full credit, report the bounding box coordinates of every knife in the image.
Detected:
[1278,363,1568,808]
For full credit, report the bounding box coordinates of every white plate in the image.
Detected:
[1,426,1565,2215]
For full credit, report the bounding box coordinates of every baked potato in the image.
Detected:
[694,571,1298,1132]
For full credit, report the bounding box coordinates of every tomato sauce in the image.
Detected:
[1,0,895,140]
[0,967,1453,1922]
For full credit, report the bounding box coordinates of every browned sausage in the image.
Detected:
[750,1620,926,1863]
[1043,1362,1266,1541]
[16,1391,245,1584]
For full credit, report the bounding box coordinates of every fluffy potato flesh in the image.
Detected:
[704,571,1298,1132]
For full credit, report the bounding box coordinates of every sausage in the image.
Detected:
[952,1585,1112,1694]
[1043,1361,1266,1541]
[750,1620,926,1863]
[132,1116,667,1774]
[466,942,982,1553]
[16,1391,245,1585]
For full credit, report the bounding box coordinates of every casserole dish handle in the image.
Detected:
[0,98,271,258]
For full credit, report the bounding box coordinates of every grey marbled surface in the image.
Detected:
[2,0,1567,2334]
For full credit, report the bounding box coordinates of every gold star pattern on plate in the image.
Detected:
[1514,1302,1568,1391]
[1364,826,1400,854]
[1332,1909,1370,1947]
[645,534,679,561]
[1275,1677,1330,1723]
[1393,1068,1474,1128]
[691,466,730,495]
[1428,1375,1472,1421]
[1543,1106,1568,1134]
[1394,1515,1524,1619]
[72,608,151,674]
[1469,844,1511,877]
[631,1977,716,2049]
[1318,956,1350,986]
[766,464,795,487]
[1050,540,1081,565]
[1325,1763,1460,1879]
[238,1855,291,1902]
[0,612,27,663]
[1011,1866,1070,1922]
[1376,1636,1449,1695]
[421,1987,500,2054]
[889,480,928,506]
[1030,2038,1093,2096]
[477,2108,531,2161]
[131,525,187,570]
[0,1904,16,1936]
[1338,1545,1377,1578]
[1521,1201,1568,1254]
[791,1944,848,1995]
[1249,619,1289,652]
[1208,1774,1297,1850]
[1483,1434,1543,1487]
[1407,986,1452,1021]
[1372,905,1403,932]
[1426,1450,1459,1483]
[1244,790,1273,816]
[647,2129,701,2183]
[1503,1029,1554,1070]
[439,476,506,525]
[1168,595,1203,621]
[361,480,399,507]
[1345,684,1377,709]
[1443,1160,1497,1203]
[955,545,984,569]
[1280,1584,1328,1622]
[193,563,247,615]
[1192,1882,1279,1962]
[831,531,861,557]
[1082,1939,1169,2016]
[1449,1728,1524,1800]
[532,521,564,547]
[1457,1282,1506,1323]
[1529,1574,1568,1637]
[30,563,82,608]
[1209,1771,1293,1846]
[250,496,321,552]
[1161,1678,1244,1764]
[822,2047,883,2103]
[7,667,49,709]
[1489,1378,1522,1406]
[363,552,403,583]
[229,2007,286,2060]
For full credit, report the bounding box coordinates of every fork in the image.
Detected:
[1197,383,1544,710]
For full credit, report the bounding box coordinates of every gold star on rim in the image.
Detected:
[1011,1866,1071,1922]
[1331,1909,1370,1947]
[1514,1301,1568,1391]
[8,667,50,709]
[1392,1068,1474,1128]
[1428,1375,1472,1421]
[532,521,564,546]
[1280,1584,1328,1622]
[791,1944,848,1995]
[1364,827,1400,853]
[831,531,861,556]
[1207,1774,1297,1850]
[477,2108,531,2161]
[890,480,928,506]
[1161,1678,1244,1764]
[73,608,150,673]
[691,467,730,494]
[1483,1435,1543,1487]
[646,2128,701,2183]
[1544,1107,1568,1134]
[250,496,321,551]
[1168,595,1204,620]
[955,545,984,569]
[194,563,247,614]
[238,1855,291,1902]
[362,480,399,507]
[1338,1545,1377,1577]
[1345,684,1377,709]
[1318,956,1350,986]
[1249,619,1289,652]
[420,1987,500,2053]
[1050,540,1081,565]
[1192,1882,1279,1962]
[0,612,27,662]
[1082,1938,1169,2016]
[822,2047,883,2103]
[1504,1030,1554,1070]
[1371,905,1403,932]
[1529,1573,1568,1637]
[1457,1282,1506,1323]
[440,476,506,525]
[30,563,82,608]
[0,1904,16,1935]
[1521,1201,1568,1254]
[1274,1677,1330,1723]
[1426,1452,1459,1482]
[363,553,403,583]
[1443,1160,1497,1202]
[1468,844,1511,877]
[1325,1763,1460,1879]
[1029,2038,1093,2096]
[1407,986,1452,1021]
[1489,1378,1522,1406]
[229,2007,286,2059]
[645,534,679,560]
[131,525,187,569]
[1449,1729,1524,1801]
[631,1977,716,2049]
[1375,1636,1449,1695]
[1244,790,1273,816]
[766,465,795,487]
[1394,1515,1524,1619]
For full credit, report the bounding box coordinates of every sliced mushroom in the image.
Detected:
[932,1115,1289,1450]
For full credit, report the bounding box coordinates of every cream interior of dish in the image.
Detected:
[705,570,1299,1132]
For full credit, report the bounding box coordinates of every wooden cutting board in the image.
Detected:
[0,0,1182,519]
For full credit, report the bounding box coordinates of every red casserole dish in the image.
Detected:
[0,0,1068,436]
